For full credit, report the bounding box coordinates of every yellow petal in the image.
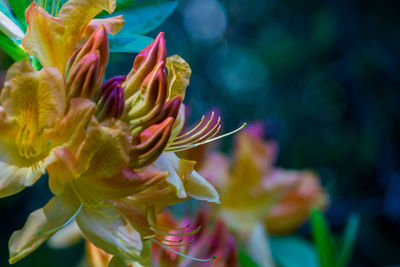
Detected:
[81,15,125,42]
[185,170,220,203]
[48,221,82,249]
[46,148,78,195]
[1,60,65,160]
[23,0,116,73]
[166,55,191,100]
[76,125,130,180]
[76,207,143,263]
[86,241,113,267]
[44,98,96,151]
[155,153,186,198]
[0,162,43,198]
[9,194,78,264]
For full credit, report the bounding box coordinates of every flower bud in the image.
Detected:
[65,52,100,99]
[95,76,126,122]
[123,32,166,99]
[65,26,109,100]
[127,61,168,135]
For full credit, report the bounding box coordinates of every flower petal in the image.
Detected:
[155,153,186,198]
[9,194,78,264]
[0,162,43,198]
[81,15,125,42]
[166,55,191,100]
[23,0,116,73]
[185,170,220,203]
[76,206,144,263]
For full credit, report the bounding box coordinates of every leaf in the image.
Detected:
[338,213,360,267]
[109,34,153,53]
[0,0,21,28]
[101,0,178,35]
[269,236,319,267]
[0,9,25,39]
[0,31,28,61]
[311,209,336,267]
[116,0,136,11]
[239,250,259,267]
[7,0,29,30]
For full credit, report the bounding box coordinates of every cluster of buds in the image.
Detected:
[65,26,109,100]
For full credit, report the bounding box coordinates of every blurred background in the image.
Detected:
[1,0,400,266]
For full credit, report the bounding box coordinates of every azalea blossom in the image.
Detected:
[199,122,328,235]
[2,0,243,265]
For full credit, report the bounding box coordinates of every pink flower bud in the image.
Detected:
[96,76,126,122]
[65,26,109,100]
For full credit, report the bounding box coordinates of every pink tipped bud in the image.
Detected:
[96,76,126,121]
[65,26,109,100]
[124,32,167,99]
[65,52,100,99]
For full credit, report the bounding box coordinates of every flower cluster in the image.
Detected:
[0,0,236,265]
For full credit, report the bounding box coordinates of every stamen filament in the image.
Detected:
[166,123,246,153]
[152,239,216,262]
[172,113,215,145]
[150,225,201,237]
[56,0,61,16]
[155,239,194,247]
[150,222,191,231]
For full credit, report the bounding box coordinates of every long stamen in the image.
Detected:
[150,222,191,231]
[151,225,201,237]
[172,112,216,145]
[167,122,247,153]
[44,0,48,10]
[155,237,184,243]
[152,239,216,262]
[38,204,83,235]
[154,238,194,247]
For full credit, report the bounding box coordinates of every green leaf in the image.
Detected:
[101,0,178,35]
[239,250,259,267]
[7,0,29,31]
[0,31,28,61]
[270,236,319,267]
[116,0,136,11]
[338,213,360,267]
[0,0,21,28]
[311,209,336,267]
[109,33,153,53]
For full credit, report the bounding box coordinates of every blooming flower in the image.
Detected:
[199,122,328,235]
[4,0,241,265]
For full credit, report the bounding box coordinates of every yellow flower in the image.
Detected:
[22,0,122,74]
[199,123,328,235]
[0,60,95,198]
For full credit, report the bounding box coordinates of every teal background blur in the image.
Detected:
[1,0,400,266]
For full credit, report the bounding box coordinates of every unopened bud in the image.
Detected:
[96,76,126,122]
[65,26,109,100]
[123,32,166,99]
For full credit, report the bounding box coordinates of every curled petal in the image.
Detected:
[82,15,125,42]
[76,207,143,264]
[78,167,168,200]
[9,194,78,264]
[166,55,191,100]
